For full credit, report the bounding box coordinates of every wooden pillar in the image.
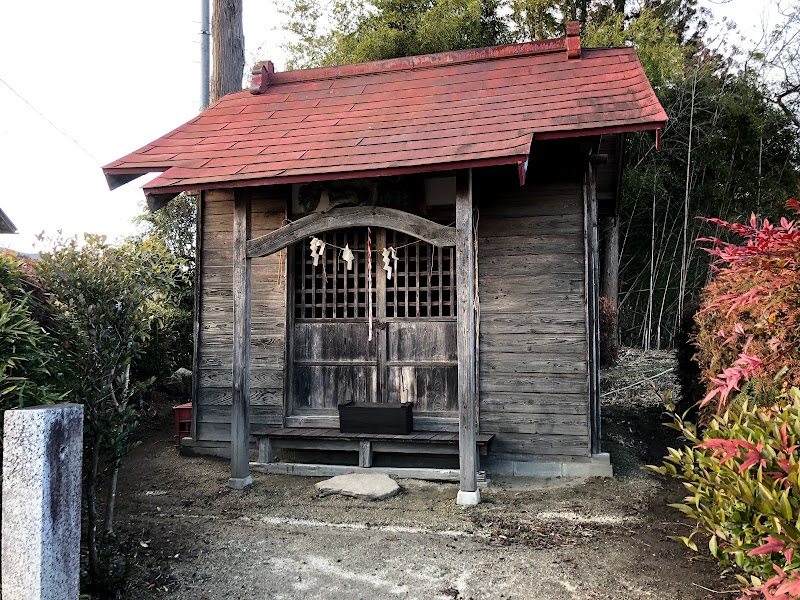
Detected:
[229,191,253,489]
[585,159,602,456]
[190,191,204,440]
[257,437,273,464]
[455,169,479,505]
[359,441,373,468]
[375,228,388,403]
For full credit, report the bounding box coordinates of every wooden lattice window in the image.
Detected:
[293,228,456,319]
[294,229,367,319]
[385,230,455,318]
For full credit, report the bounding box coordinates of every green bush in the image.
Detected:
[132,193,195,383]
[0,252,60,425]
[651,391,800,597]
[37,234,182,589]
[133,301,192,384]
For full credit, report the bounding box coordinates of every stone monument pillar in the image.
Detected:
[2,404,83,600]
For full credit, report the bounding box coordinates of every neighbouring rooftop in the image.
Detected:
[0,208,16,234]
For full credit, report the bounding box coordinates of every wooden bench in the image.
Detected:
[252,427,494,475]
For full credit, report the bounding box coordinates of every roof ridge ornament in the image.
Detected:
[246,39,572,88]
[566,21,581,59]
[249,60,275,95]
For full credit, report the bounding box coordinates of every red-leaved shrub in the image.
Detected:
[656,201,800,600]
[695,200,800,413]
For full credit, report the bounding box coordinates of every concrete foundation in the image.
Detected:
[456,489,481,505]
[184,438,615,480]
[483,453,614,478]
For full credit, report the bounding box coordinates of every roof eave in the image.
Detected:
[142,153,532,201]
[114,119,666,211]
[102,166,168,191]
[533,120,667,142]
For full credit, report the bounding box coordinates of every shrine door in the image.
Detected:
[286,228,458,429]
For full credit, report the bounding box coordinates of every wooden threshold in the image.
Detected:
[252,426,493,445]
[250,462,488,485]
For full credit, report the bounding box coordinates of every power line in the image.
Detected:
[0,76,101,164]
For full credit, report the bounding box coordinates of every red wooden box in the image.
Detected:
[173,402,192,445]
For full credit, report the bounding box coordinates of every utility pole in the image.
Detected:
[200,0,210,110]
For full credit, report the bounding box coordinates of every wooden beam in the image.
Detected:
[146,193,179,212]
[0,207,17,234]
[283,244,296,427]
[104,170,150,191]
[143,154,530,198]
[229,190,253,489]
[455,169,480,505]
[247,206,456,258]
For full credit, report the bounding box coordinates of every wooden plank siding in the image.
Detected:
[192,161,594,465]
[476,172,591,463]
[194,187,288,444]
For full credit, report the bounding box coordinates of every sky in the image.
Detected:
[0,0,781,254]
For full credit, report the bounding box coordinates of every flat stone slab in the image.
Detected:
[315,473,400,500]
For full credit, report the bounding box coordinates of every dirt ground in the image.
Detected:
[113,349,736,600]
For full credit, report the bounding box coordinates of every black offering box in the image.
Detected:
[338,402,413,434]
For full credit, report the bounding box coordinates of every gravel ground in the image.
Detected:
[110,349,734,600]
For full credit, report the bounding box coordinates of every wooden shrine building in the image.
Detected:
[104,23,666,504]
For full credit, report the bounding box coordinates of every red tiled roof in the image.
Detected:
[104,34,666,198]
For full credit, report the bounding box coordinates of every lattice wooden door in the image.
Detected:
[287,227,458,424]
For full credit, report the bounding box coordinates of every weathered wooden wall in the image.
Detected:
[476,164,591,462]
[191,151,594,465]
[194,187,288,444]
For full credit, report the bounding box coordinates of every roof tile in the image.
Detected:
[104,42,666,195]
